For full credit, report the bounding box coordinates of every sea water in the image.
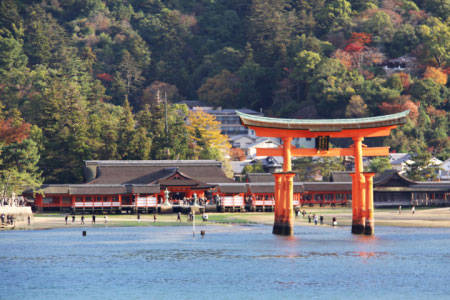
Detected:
[1,225,450,300]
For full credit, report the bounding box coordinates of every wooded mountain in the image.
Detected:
[0,0,449,188]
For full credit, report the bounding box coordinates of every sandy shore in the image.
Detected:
[4,207,450,231]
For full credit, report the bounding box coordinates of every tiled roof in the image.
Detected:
[217,183,247,193]
[331,172,352,182]
[86,160,234,185]
[238,110,409,131]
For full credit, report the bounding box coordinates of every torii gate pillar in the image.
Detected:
[272,137,296,235]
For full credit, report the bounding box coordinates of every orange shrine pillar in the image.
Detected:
[364,173,376,235]
[351,137,366,234]
[273,173,283,229]
[272,137,295,235]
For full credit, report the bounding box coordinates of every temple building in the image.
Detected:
[25,160,450,213]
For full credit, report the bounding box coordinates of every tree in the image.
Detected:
[290,50,322,102]
[423,0,450,21]
[405,149,438,181]
[242,162,265,176]
[345,95,369,117]
[369,157,392,174]
[361,10,395,43]
[113,50,144,105]
[317,157,345,181]
[140,81,181,109]
[0,0,22,35]
[410,78,448,107]
[0,119,30,145]
[186,110,231,162]
[317,0,353,35]
[247,0,297,64]
[423,67,448,85]
[23,5,69,67]
[197,70,240,108]
[309,58,364,117]
[292,157,344,181]
[236,45,264,108]
[418,17,450,67]
[388,24,419,58]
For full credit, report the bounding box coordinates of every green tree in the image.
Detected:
[290,50,321,102]
[423,0,450,21]
[345,95,368,117]
[406,149,437,181]
[23,5,69,67]
[243,162,265,176]
[410,79,448,107]
[117,99,137,159]
[418,17,450,67]
[317,0,353,35]
[248,0,297,64]
[369,157,392,174]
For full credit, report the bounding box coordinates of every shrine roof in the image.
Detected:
[237,111,409,131]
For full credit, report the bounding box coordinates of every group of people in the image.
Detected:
[65,214,106,225]
[295,209,338,227]
[0,197,26,207]
[175,197,210,206]
[1,214,14,226]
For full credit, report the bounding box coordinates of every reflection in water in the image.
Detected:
[1,225,450,300]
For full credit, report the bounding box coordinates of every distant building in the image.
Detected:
[439,159,450,181]
[389,153,412,173]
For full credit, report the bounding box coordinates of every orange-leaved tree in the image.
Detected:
[0,119,31,145]
[423,66,448,85]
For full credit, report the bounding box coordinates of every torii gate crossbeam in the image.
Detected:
[238,111,409,236]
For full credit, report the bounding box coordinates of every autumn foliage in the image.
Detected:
[379,97,419,123]
[344,32,372,53]
[397,72,411,90]
[96,73,113,82]
[0,119,31,145]
[423,67,448,85]
[230,147,246,161]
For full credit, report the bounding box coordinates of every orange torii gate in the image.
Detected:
[237,110,409,236]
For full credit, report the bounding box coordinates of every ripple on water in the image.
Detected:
[1,225,450,300]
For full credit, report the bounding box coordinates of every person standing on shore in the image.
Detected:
[28,216,31,226]
[320,215,324,225]
[153,214,157,222]
[177,212,181,222]
[81,214,85,225]
[72,215,75,224]
[104,215,108,223]
[314,214,318,225]
[412,206,415,214]
[65,215,68,225]
[92,215,96,224]
[398,206,402,214]
[137,213,141,223]
[332,217,337,226]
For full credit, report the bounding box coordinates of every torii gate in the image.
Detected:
[238,110,409,236]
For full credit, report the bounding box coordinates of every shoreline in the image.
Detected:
[3,207,450,231]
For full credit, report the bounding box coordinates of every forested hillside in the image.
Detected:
[0,0,449,189]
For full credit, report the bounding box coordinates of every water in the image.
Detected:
[1,224,450,300]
